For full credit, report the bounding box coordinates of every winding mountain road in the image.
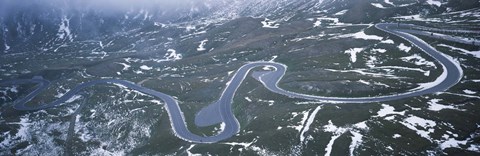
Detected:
[0,23,463,143]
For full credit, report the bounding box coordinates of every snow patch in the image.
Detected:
[324,120,348,156]
[345,48,364,63]
[197,39,209,51]
[398,43,411,52]
[299,106,322,143]
[212,122,226,135]
[3,26,9,52]
[467,144,480,152]
[154,22,165,27]
[185,25,196,31]
[375,104,405,118]
[401,54,436,68]
[186,145,201,156]
[245,97,252,102]
[325,68,402,79]
[354,31,384,40]
[463,90,476,94]
[287,110,310,132]
[57,16,73,42]
[66,95,82,103]
[384,0,395,6]
[371,3,387,8]
[261,18,279,28]
[439,138,467,150]
[4,43,9,51]
[372,48,387,53]
[334,10,348,16]
[139,65,152,70]
[116,62,131,71]
[336,31,383,40]
[393,134,402,138]
[99,41,104,49]
[426,0,442,7]
[381,39,394,44]
[356,122,369,130]
[366,56,378,68]
[165,49,182,61]
[321,120,369,156]
[358,79,370,85]
[269,55,278,62]
[349,131,363,156]
[401,116,437,141]
[427,99,462,111]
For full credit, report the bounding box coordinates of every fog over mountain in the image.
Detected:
[0,0,326,52]
[0,0,195,14]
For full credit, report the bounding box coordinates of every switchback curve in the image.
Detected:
[0,23,463,143]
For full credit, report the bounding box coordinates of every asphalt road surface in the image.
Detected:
[0,23,463,143]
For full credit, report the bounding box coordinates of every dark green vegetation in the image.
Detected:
[1,0,480,155]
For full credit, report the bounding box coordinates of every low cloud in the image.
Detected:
[0,0,198,17]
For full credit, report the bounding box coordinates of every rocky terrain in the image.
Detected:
[1,0,479,155]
